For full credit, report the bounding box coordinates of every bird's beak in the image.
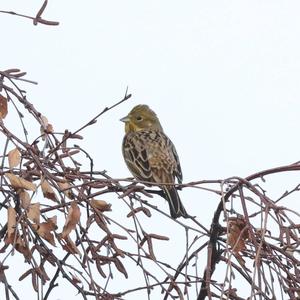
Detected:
[120,115,130,123]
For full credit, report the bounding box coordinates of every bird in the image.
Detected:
[120,104,189,219]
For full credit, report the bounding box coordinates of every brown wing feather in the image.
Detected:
[122,131,153,182]
[122,130,181,185]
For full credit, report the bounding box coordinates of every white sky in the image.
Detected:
[2,1,300,299]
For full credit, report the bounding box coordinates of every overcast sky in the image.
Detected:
[2,1,300,299]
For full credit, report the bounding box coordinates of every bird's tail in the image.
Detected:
[162,186,189,219]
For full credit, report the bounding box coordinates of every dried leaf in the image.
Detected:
[4,68,20,74]
[5,173,36,191]
[57,180,74,199]
[148,233,169,241]
[235,253,247,269]
[94,213,108,232]
[18,189,31,208]
[127,207,151,218]
[60,202,80,238]
[27,203,40,224]
[19,269,33,281]
[61,235,81,256]
[95,259,106,278]
[15,236,31,260]
[0,95,8,119]
[228,218,249,253]
[35,266,50,283]
[41,179,58,202]
[90,199,111,212]
[32,271,38,292]
[32,217,57,246]
[5,207,16,245]
[5,208,31,259]
[8,148,21,169]
[113,258,128,278]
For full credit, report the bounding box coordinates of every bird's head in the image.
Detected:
[120,104,163,133]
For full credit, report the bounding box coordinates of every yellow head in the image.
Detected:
[120,104,163,133]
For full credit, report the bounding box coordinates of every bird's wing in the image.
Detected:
[123,131,182,185]
[122,131,153,182]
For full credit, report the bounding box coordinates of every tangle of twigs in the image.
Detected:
[1,69,300,300]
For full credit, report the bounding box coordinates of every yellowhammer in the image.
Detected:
[120,104,189,219]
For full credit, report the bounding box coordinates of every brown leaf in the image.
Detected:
[57,180,74,199]
[94,213,109,232]
[60,202,80,238]
[95,259,106,278]
[0,95,8,119]
[27,203,40,224]
[35,266,50,283]
[5,208,31,259]
[5,207,16,245]
[127,206,151,218]
[41,179,58,202]
[8,148,21,169]
[61,235,81,256]
[235,253,247,268]
[148,233,169,241]
[228,217,249,253]
[5,173,36,191]
[18,189,31,209]
[113,257,128,278]
[4,68,20,74]
[32,216,57,246]
[11,71,26,78]
[32,271,38,292]
[90,199,111,212]
[19,269,33,281]
[15,236,32,260]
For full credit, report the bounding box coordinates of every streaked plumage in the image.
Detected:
[120,104,189,219]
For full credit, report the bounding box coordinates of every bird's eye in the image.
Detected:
[136,116,143,121]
